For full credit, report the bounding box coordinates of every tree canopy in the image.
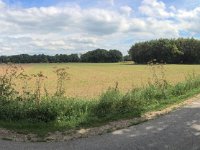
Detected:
[0,49,123,63]
[129,38,200,64]
[80,49,122,63]
[0,54,80,63]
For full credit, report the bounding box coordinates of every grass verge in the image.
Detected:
[1,74,200,137]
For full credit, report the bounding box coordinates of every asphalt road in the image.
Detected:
[1,99,200,150]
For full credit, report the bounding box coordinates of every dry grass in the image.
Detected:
[0,62,200,98]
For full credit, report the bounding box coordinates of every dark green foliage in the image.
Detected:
[0,54,80,63]
[129,38,200,64]
[0,49,123,63]
[108,50,123,62]
[81,49,123,63]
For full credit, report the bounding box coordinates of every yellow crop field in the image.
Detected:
[1,63,200,98]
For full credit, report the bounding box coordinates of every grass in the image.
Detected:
[1,63,200,137]
[1,62,200,98]
[1,86,200,137]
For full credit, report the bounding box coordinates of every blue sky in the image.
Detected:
[4,0,200,8]
[4,0,58,7]
[0,0,200,55]
[4,0,200,10]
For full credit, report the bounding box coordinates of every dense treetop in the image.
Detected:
[129,38,200,64]
[0,54,80,63]
[0,49,123,63]
[81,49,123,63]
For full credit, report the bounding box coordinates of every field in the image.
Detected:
[1,62,200,98]
[2,62,200,136]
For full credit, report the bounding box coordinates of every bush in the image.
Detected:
[93,88,145,119]
[93,88,122,117]
[115,91,144,116]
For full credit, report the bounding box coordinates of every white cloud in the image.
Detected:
[0,0,5,9]
[176,7,200,34]
[139,0,174,18]
[120,6,133,16]
[107,0,115,6]
[0,0,200,55]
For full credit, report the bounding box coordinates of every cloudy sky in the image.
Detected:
[0,0,200,55]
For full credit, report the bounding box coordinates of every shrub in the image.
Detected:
[93,87,145,119]
[93,88,122,117]
[115,91,144,116]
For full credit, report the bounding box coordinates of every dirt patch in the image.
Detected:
[1,94,200,142]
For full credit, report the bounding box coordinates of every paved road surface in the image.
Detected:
[1,99,200,150]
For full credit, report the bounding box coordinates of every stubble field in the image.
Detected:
[1,62,200,98]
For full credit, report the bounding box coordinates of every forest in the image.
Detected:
[129,38,200,64]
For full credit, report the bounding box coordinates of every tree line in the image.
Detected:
[129,38,200,64]
[0,49,123,63]
[3,38,199,64]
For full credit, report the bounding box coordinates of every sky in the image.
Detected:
[0,0,200,55]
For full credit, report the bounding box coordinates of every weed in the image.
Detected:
[148,61,169,99]
[32,72,47,104]
[54,67,70,97]
[18,72,32,100]
[0,63,23,99]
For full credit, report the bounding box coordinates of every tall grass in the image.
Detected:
[1,63,200,131]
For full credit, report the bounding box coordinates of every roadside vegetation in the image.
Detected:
[1,62,200,135]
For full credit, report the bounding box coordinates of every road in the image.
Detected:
[1,99,200,150]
